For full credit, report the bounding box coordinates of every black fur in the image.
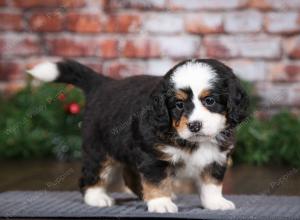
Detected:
[208,162,227,182]
[56,59,110,94]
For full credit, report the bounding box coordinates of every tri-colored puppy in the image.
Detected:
[28,59,249,213]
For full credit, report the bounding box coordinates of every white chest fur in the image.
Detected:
[162,141,227,178]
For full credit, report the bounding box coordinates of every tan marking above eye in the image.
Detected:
[199,89,211,99]
[175,90,188,101]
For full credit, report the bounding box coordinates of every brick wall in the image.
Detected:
[0,0,300,110]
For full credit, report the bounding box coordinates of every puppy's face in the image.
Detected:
[161,59,249,141]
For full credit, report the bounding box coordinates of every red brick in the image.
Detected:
[0,0,5,6]
[0,38,4,52]
[29,12,63,32]
[12,0,58,8]
[204,36,281,59]
[67,13,101,33]
[59,0,85,8]
[185,13,223,34]
[0,61,23,81]
[286,64,300,77]
[0,12,23,31]
[47,37,95,57]
[78,60,103,74]
[248,0,272,10]
[0,34,41,56]
[123,36,199,59]
[95,39,118,58]
[285,36,300,59]
[104,0,166,10]
[122,39,160,58]
[3,81,26,94]
[269,62,300,82]
[104,62,126,79]
[168,0,247,10]
[249,0,300,10]
[103,61,145,79]
[104,14,141,33]
[12,0,85,8]
[265,12,300,34]
[204,40,231,58]
[48,38,118,59]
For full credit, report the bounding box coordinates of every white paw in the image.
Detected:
[201,196,235,210]
[147,197,178,213]
[84,187,115,207]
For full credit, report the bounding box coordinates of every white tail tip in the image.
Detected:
[27,62,59,82]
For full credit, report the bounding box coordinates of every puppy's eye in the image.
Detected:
[204,97,215,106]
[175,101,184,110]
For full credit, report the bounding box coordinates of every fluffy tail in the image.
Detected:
[27,59,106,93]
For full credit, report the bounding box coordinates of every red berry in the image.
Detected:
[58,93,66,101]
[68,102,80,114]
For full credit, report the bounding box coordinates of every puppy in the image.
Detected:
[28,59,249,213]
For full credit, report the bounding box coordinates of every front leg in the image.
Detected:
[139,161,178,213]
[144,181,178,213]
[198,162,235,210]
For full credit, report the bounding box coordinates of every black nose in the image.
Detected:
[188,121,202,133]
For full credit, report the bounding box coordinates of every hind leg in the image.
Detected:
[80,149,117,207]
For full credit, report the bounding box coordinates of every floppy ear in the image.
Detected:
[227,77,250,127]
[150,80,171,133]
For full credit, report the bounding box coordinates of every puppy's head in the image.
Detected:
[152,59,249,141]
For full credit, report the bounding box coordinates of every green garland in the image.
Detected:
[0,82,84,160]
[235,111,300,167]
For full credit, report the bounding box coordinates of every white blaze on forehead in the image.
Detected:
[171,61,216,94]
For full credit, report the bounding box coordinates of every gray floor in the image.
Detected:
[1,191,300,220]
